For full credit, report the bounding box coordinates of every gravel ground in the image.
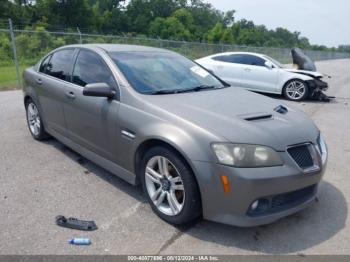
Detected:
[0,59,349,255]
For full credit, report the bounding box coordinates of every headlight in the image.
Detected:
[211,143,283,167]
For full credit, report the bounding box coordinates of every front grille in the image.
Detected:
[287,144,314,169]
[247,185,317,217]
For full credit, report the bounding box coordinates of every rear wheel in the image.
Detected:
[140,146,202,225]
[283,79,309,101]
[25,99,50,140]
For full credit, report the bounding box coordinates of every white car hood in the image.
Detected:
[284,69,323,78]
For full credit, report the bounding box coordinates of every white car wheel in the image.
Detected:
[283,80,309,101]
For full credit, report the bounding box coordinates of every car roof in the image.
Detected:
[204,52,266,59]
[60,44,171,53]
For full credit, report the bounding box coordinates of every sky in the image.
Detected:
[206,0,350,47]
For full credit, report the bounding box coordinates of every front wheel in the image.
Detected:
[283,79,309,101]
[140,146,202,225]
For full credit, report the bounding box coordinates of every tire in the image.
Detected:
[25,99,50,140]
[283,79,309,101]
[140,146,202,225]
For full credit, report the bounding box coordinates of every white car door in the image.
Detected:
[197,55,243,87]
[240,54,279,93]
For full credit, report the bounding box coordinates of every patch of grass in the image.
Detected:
[0,65,28,91]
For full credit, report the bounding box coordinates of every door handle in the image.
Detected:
[65,91,76,99]
[244,68,251,72]
[36,78,43,85]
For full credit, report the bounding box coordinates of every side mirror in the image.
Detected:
[83,83,116,99]
[265,61,274,69]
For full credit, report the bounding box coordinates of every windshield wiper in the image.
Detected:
[148,89,180,95]
[187,85,217,92]
[148,85,222,95]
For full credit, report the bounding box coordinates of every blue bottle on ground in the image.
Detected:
[68,238,91,245]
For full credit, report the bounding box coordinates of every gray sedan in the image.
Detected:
[23,44,327,226]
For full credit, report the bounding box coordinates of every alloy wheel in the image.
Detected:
[285,80,306,100]
[27,102,41,136]
[145,156,185,216]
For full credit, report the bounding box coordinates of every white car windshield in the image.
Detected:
[109,51,225,94]
[263,55,285,68]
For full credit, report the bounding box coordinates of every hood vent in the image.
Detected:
[238,112,273,121]
[274,105,288,114]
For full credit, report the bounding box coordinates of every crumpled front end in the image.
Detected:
[306,78,332,101]
[289,48,333,102]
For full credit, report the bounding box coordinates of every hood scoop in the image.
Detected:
[238,112,273,122]
[274,105,288,114]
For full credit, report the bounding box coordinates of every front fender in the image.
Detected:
[115,103,221,175]
[282,72,314,84]
[134,122,212,160]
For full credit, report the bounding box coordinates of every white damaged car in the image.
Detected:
[196,52,329,101]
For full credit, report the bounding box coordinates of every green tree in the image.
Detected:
[126,0,180,33]
[188,0,223,40]
[207,22,223,43]
[148,16,191,41]
[171,8,193,28]
[34,0,92,30]
[222,10,235,27]
[220,28,234,44]
[0,0,339,52]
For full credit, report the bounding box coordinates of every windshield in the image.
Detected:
[109,51,225,94]
[263,55,284,68]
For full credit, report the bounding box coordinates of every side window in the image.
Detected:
[212,55,230,62]
[240,55,266,67]
[227,55,245,64]
[39,55,52,74]
[72,49,116,88]
[212,54,246,65]
[46,49,74,81]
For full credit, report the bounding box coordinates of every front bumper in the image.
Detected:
[306,79,328,92]
[192,150,327,227]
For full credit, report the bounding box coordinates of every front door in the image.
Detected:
[63,49,120,162]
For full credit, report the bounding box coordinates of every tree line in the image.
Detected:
[0,0,347,52]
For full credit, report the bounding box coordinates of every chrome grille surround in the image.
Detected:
[287,143,322,174]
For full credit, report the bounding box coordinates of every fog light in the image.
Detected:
[251,200,259,210]
[247,198,270,216]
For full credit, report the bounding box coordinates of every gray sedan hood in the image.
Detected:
[142,87,319,151]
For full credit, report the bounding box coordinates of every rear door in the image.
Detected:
[35,49,75,136]
[240,54,279,93]
[209,54,244,86]
[63,48,120,162]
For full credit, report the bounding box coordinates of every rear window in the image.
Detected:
[46,49,75,81]
[39,55,52,74]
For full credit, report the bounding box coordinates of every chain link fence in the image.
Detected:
[1,20,350,90]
